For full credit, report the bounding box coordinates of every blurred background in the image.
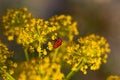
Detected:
[0,0,120,80]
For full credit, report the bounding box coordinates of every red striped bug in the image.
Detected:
[53,38,62,48]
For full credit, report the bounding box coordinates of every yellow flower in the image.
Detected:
[106,75,120,80]
[49,15,79,41]
[17,18,60,56]
[8,35,14,41]
[43,49,47,55]
[37,46,42,53]
[2,8,32,41]
[47,42,53,51]
[0,40,17,79]
[64,34,110,74]
[17,57,64,80]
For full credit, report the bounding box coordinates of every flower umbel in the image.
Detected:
[17,57,64,80]
[2,8,32,40]
[49,15,79,41]
[17,18,59,57]
[0,40,17,80]
[64,34,110,74]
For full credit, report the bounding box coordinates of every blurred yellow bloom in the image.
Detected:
[2,8,32,41]
[8,35,14,41]
[47,42,53,51]
[0,40,17,80]
[17,57,64,80]
[107,75,120,80]
[49,15,79,41]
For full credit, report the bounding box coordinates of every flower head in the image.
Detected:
[64,34,110,74]
[2,8,32,40]
[17,57,64,80]
[0,40,17,79]
[17,18,59,56]
[49,15,79,41]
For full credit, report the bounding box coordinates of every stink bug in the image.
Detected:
[53,38,62,48]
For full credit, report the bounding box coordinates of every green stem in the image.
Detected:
[38,49,42,58]
[64,61,84,80]
[24,48,29,61]
[52,48,59,62]
[64,70,77,80]
[0,68,15,80]
[38,42,41,58]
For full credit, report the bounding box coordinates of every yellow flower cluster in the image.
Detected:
[2,8,32,40]
[106,75,120,80]
[64,34,110,74]
[17,57,64,80]
[0,40,17,80]
[49,15,79,41]
[2,8,79,56]
[17,18,59,56]
[1,7,112,79]
[17,18,58,45]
